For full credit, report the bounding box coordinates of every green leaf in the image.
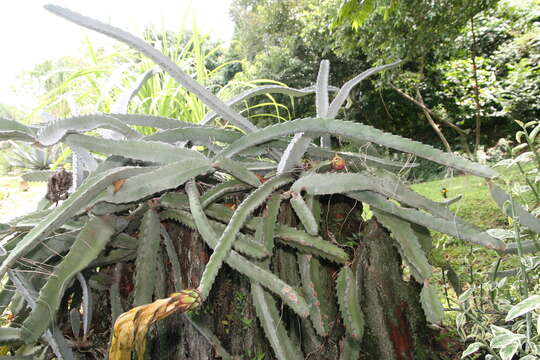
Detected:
[299,254,337,337]
[110,264,124,324]
[347,191,506,251]
[0,327,22,345]
[490,183,540,235]
[212,156,262,187]
[339,336,362,360]
[277,134,313,173]
[69,308,81,338]
[198,180,253,208]
[262,193,281,252]
[499,342,520,360]
[290,191,319,236]
[0,117,36,142]
[175,200,348,263]
[201,84,337,126]
[145,126,242,145]
[76,273,92,336]
[276,224,348,263]
[293,171,468,225]
[161,209,309,317]
[106,113,188,130]
[490,333,524,348]
[316,60,330,117]
[21,170,55,182]
[327,61,402,118]
[160,225,183,292]
[185,181,270,259]
[461,342,483,358]
[21,216,114,343]
[505,295,540,321]
[276,60,333,172]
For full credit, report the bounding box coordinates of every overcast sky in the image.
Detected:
[0,0,234,107]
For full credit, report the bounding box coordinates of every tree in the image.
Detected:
[1,4,536,360]
[336,0,500,155]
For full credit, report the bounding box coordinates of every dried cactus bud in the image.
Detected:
[331,154,346,171]
[224,202,237,210]
[256,174,268,183]
[109,289,201,360]
[302,158,313,170]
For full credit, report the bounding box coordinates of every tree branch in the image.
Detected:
[390,84,467,136]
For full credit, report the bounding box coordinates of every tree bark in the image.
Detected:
[354,219,432,360]
[106,208,435,359]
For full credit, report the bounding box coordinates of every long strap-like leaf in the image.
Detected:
[108,113,191,130]
[133,207,161,306]
[489,182,540,234]
[374,210,432,282]
[144,126,242,145]
[0,118,36,142]
[277,61,331,173]
[292,172,460,222]
[45,5,258,133]
[251,282,304,360]
[112,67,160,114]
[168,199,348,263]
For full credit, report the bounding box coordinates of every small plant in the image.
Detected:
[0,4,537,360]
[2,141,65,172]
[455,121,540,359]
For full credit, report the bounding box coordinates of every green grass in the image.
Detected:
[410,163,539,330]
[412,174,506,230]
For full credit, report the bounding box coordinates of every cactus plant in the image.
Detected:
[0,4,536,360]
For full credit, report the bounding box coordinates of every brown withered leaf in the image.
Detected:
[109,289,201,360]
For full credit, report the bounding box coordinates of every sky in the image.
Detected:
[0,0,234,108]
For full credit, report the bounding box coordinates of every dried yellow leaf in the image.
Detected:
[109,289,201,360]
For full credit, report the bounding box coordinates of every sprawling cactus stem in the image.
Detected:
[0,6,520,358]
[109,289,201,360]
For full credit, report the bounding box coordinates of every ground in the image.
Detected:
[0,176,46,223]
